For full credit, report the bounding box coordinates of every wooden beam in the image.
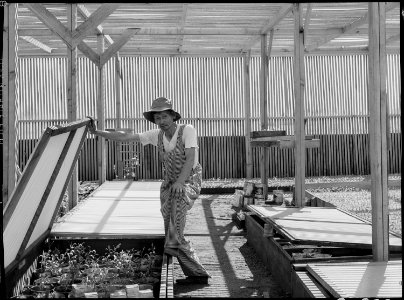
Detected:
[386,33,400,45]
[368,2,389,262]
[293,3,306,207]
[77,42,100,67]
[243,50,253,179]
[77,4,114,45]
[242,4,293,52]
[306,2,399,52]
[115,53,123,179]
[278,139,320,149]
[97,34,107,184]
[66,4,78,210]
[20,36,53,53]
[72,3,120,48]
[260,34,269,199]
[25,3,72,48]
[303,3,312,49]
[99,28,140,67]
[177,3,188,53]
[2,3,19,206]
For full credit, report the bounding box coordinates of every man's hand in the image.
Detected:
[170,181,189,203]
[87,116,96,134]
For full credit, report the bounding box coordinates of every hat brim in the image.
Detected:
[143,109,181,124]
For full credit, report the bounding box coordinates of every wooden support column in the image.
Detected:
[259,34,269,198]
[115,52,124,179]
[66,4,78,209]
[2,3,19,205]
[243,51,253,179]
[97,34,106,183]
[368,2,389,261]
[293,3,306,207]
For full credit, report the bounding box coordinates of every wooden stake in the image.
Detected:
[260,34,269,198]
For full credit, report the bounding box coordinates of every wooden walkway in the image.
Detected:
[51,181,165,239]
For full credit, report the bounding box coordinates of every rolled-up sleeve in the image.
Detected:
[138,129,160,146]
[183,125,198,149]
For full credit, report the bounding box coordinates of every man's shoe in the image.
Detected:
[175,276,209,285]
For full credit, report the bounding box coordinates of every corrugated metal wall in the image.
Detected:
[17,54,401,180]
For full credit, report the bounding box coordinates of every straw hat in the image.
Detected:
[143,97,181,123]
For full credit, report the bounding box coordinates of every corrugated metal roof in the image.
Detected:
[16,2,400,57]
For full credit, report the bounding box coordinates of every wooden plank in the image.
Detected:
[67,4,78,210]
[293,3,305,207]
[25,3,73,48]
[97,34,107,183]
[251,130,286,138]
[77,41,100,67]
[243,51,253,179]
[241,4,293,51]
[278,138,320,149]
[252,135,315,142]
[260,34,269,199]
[368,2,389,261]
[71,3,120,48]
[306,261,402,298]
[15,130,76,262]
[20,36,52,53]
[99,28,140,67]
[306,2,399,52]
[303,3,312,49]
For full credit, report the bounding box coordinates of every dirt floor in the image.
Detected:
[172,194,288,298]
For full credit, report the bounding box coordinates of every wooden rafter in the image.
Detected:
[177,3,188,53]
[77,4,114,45]
[99,28,140,67]
[71,3,119,48]
[306,2,399,52]
[20,36,53,54]
[242,4,293,52]
[77,42,100,66]
[25,3,73,48]
[303,3,312,49]
[386,33,400,45]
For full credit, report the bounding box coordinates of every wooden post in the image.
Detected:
[293,3,306,207]
[2,3,19,206]
[260,34,269,198]
[368,2,389,261]
[243,50,253,179]
[97,34,106,183]
[115,52,123,179]
[66,4,78,209]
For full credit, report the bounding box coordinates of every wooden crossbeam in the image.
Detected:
[77,4,114,45]
[25,3,73,48]
[386,33,400,45]
[20,36,53,53]
[306,2,399,52]
[99,28,140,67]
[278,139,320,149]
[251,135,315,142]
[303,3,312,49]
[241,4,293,52]
[72,3,119,48]
[77,42,100,66]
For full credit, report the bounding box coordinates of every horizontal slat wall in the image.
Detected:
[17,54,401,180]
